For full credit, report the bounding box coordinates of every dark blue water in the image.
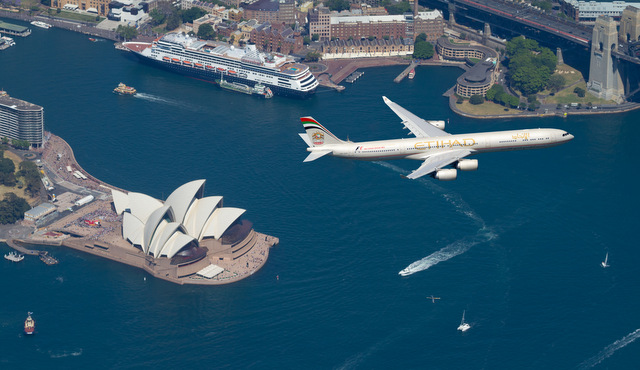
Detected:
[2,20,640,369]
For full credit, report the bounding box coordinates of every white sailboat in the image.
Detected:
[601,252,610,268]
[457,310,471,332]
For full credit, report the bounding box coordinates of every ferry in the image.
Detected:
[113,82,136,95]
[4,251,24,262]
[408,69,415,79]
[217,77,273,98]
[0,35,15,49]
[24,312,35,335]
[30,21,52,29]
[121,33,318,98]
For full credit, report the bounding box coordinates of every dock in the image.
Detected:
[394,60,419,83]
[6,239,58,265]
[345,71,364,83]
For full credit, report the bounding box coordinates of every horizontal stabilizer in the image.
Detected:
[304,150,332,162]
[299,133,313,147]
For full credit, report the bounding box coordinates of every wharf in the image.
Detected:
[394,60,419,83]
[345,71,364,83]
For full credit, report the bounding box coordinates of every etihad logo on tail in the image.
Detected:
[311,132,324,145]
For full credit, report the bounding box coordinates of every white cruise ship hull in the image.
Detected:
[122,38,318,99]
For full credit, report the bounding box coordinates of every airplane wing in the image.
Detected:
[383,96,450,138]
[406,149,471,179]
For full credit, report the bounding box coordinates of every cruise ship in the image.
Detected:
[122,33,318,98]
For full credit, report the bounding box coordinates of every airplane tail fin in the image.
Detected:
[300,117,345,147]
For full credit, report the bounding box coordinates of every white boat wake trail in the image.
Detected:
[372,162,496,276]
[578,328,640,369]
[134,93,183,107]
[399,227,496,276]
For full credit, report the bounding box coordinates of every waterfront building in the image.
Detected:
[0,21,31,37]
[24,203,57,222]
[560,0,640,22]
[436,37,499,97]
[112,180,264,272]
[52,0,111,16]
[250,22,304,54]
[320,37,414,59]
[0,92,44,148]
[308,9,443,42]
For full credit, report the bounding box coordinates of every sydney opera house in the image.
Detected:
[108,179,277,283]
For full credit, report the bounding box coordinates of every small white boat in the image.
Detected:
[4,251,24,262]
[30,21,52,29]
[601,252,609,268]
[457,310,471,332]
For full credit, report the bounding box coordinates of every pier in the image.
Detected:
[345,71,364,83]
[394,61,419,83]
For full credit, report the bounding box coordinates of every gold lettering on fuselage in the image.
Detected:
[413,138,476,150]
[512,132,530,140]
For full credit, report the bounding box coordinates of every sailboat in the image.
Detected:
[457,310,471,332]
[601,252,610,268]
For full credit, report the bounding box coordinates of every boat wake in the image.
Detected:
[578,328,640,369]
[371,162,496,276]
[48,348,83,358]
[134,93,182,107]
[398,227,496,276]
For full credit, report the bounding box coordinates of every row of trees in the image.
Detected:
[149,5,208,32]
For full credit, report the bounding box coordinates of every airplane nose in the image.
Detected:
[566,133,574,141]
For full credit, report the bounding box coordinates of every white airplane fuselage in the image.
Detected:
[307,128,573,161]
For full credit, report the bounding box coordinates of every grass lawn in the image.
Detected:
[0,151,39,206]
[544,81,614,106]
[456,100,527,116]
[46,9,104,23]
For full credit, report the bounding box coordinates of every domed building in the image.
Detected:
[111,179,276,282]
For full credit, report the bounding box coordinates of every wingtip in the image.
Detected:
[382,96,390,103]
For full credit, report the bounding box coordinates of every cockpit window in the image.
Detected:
[562,132,570,136]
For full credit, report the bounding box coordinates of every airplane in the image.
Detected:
[299,96,574,180]
[427,295,441,303]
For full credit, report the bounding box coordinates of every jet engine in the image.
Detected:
[428,120,445,130]
[456,159,478,171]
[434,168,457,181]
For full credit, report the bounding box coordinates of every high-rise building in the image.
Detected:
[0,92,44,148]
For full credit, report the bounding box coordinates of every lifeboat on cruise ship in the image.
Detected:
[228,70,237,74]
[195,63,203,67]
[206,65,214,69]
[183,60,192,65]
[163,56,170,61]
[217,67,225,71]
[171,58,180,62]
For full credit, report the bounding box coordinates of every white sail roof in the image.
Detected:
[201,207,246,240]
[114,180,250,259]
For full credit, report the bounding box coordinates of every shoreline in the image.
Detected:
[6,133,278,285]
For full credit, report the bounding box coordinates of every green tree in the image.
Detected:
[469,94,484,105]
[413,41,434,59]
[547,74,566,92]
[326,0,350,11]
[0,192,30,224]
[532,0,552,12]
[574,86,586,97]
[312,33,319,41]
[197,24,216,40]
[508,95,520,108]
[382,0,411,14]
[485,84,504,101]
[40,0,51,6]
[116,25,138,41]
[303,36,311,45]
[0,157,15,175]
[416,33,427,43]
[149,9,166,26]
[166,14,181,31]
[305,51,322,62]
[181,7,206,23]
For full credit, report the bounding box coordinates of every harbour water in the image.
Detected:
[2,20,640,368]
